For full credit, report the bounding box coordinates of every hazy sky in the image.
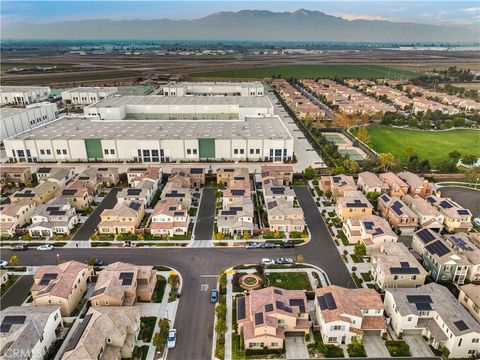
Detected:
[2,1,479,28]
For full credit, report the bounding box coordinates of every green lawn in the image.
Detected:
[265,272,312,290]
[190,64,417,80]
[367,127,480,165]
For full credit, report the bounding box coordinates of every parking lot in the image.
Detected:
[438,186,480,218]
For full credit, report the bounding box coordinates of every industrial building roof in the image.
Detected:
[10,116,292,141]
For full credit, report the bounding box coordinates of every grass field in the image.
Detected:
[190,64,417,80]
[367,127,480,165]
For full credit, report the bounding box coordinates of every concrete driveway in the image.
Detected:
[285,336,309,359]
[363,335,390,358]
[403,335,434,358]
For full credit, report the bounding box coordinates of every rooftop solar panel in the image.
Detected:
[324,292,337,310]
[46,207,60,212]
[449,236,473,251]
[127,188,142,196]
[221,210,237,216]
[62,189,77,196]
[457,209,470,215]
[271,187,286,194]
[317,296,328,310]
[0,324,12,333]
[426,240,450,257]
[267,201,277,210]
[453,320,468,332]
[37,167,52,173]
[50,210,67,216]
[254,312,264,325]
[400,262,410,268]
[119,272,134,279]
[190,168,204,174]
[390,267,420,275]
[237,297,246,320]
[129,202,142,211]
[415,302,433,311]
[169,207,177,211]
[406,295,432,304]
[230,207,243,211]
[416,229,436,244]
[231,189,245,196]
[265,304,274,312]
[426,196,435,204]
[289,299,305,307]
[173,211,184,216]
[363,221,374,230]
[97,168,108,171]
[380,194,390,202]
[439,200,453,209]
[2,316,26,326]
[276,301,285,310]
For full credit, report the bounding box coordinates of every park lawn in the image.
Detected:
[367,127,480,165]
[190,64,417,80]
[265,272,312,290]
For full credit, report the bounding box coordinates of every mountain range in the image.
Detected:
[2,9,478,42]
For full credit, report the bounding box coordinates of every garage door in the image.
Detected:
[363,330,382,336]
[198,138,215,159]
[285,332,306,338]
[403,329,423,335]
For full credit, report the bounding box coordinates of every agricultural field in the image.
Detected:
[190,64,417,80]
[367,127,480,165]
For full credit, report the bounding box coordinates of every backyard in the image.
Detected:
[265,272,312,291]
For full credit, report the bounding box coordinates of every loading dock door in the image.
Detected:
[198,138,215,159]
[84,139,103,159]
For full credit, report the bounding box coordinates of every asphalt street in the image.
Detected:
[0,275,33,310]
[72,188,120,241]
[194,188,216,240]
[438,186,480,218]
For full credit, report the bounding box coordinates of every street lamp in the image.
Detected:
[56,253,60,264]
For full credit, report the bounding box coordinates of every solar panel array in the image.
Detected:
[254,312,264,325]
[416,229,436,244]
[0,316,27,333]
[50,210,67,216]
[127,188,142,196]
[39,273,58,285]
[37,167,52,173]
[237,297,246,320]
[390,267,420,275]
[265,304,274,312]
[119,272,134,286]
[391,201,404,216]
[231,189,245,196]
[190,168,203,174]
[439,200,453,209]
[317,292,337,310]
[449,236,473,251]
[363,221,374,230]
[457,209,470,215]
[406,295,433,312]
[62,189,77,196]
[453,320,469,332]
[271,187,286,194]
[129,202,141,211]
[267,201,277,210]
[426,240,451,257]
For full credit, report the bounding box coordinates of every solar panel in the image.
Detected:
[426,241,450,257]
[415,303,432,311]
[129,202,141,211]
[407,295,432,304]
[391,202,404,216]
[380,194,390,202]
[16,193,34,198]
[62,189,77,196]
[2,316,26,326]
[449,236,473,251]
[324,292,337,310]
[46,207,60,212]
[39,273,58,285]
[426,196,435,204]
[234,176,245,180]
[78,176,90,180]
[271,187,285,194]
[390,267,420,275]
[50,210,66,216]
[190,168,203,174]
[363,221,374,230]
[289,299,305,307]
[173,211,184,216]
[276,301,285,310]
[457,209,470,215]
[97,168,108,171]
[231,189,245,196]
[453,320,468,331]
[237,297,246,320]
[317,296,328,310]
[265,304,274,312]
[267,201,277,210]
[37,167,52,173]
[224,169,234,172]
[0,324,11,333]
[254,312,264,325]
[230,207,243,211]
[169,207,177,211]
[221,210,236,216]
[127,189,142,195]
[119,272,134,286]
[439,200,453,209]
[416,229,436,244]
[400,262,409,268]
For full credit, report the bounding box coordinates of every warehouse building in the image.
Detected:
[4,115,293,163]
[61,86,118,105]
[1,102,59,142]
[0,86,51,105]
[162,81,264,96]
[83,95,274,120]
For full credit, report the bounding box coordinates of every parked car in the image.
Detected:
[275,257,294,265]
[210,289,218,303]
[473,218,480,227]
[37,244,53,251]
[167,329,177,349]
[10,244,28,251]
[0,260,8,268]
[246,242,262,249]
[261,258,275,265]
[280,241,295,248]
[262,242,276,249]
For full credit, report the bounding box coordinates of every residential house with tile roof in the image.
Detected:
[217,197,254,236]
[397,172,433,199]
[60,180,93,211]
[444,233,480,282]
[117,178,157,207]
[343,214,397,248]
[357,172,390,194]
[0,199,35,237]
[458,284,480,323]
[384,283,480,359]
[263,181,295,205]
[36,167,75,188]
[266,198,305,233]
[97,200,144,235]
[260,165,293,186]
[236,287,309,349]
[28,197,78,238]
[222,177,251,208]
[217,167,250,186]
[320,174,357,199]
[0,166,32,188]
[402,194,444,231]
[126,167,161,187]
[31,260,93,316]
[161,181,191,208]
[335,190,373,221]
[83,167,119,187]
[314,286,386,345]
[379,172,409,197]
[170,167,205,187]
[150,199,189,236]
[10,181,58,205]
[378,194,419,235]
[426,195,472,232]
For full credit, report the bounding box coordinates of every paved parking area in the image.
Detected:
[403,335,434,358]
[0,275,33,310]
[363,335,390,358]
[438,187,480,217]
[285,336,309,359]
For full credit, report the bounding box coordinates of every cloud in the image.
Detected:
[330,12,391,21]
[463,7,480,13]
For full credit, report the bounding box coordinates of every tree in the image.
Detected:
[462,154,478,166]
[333,113,357,129]
[378,153,398,172]
[420,119,431,130]
[325,190,333,199]
[304,166,315,180]
[366,191,380,202]
[86,257,96,266]
[448,151,462,162]
[243,231,250,240]
[343,159,360,174]
[9,256,18,266]
[405,147,414,163]
[355,127,372,146]
[354,243,367,258]
[408,117,418,128]
[332,166,347,175]
[215,318,227,335]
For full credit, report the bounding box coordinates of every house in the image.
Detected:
[444,233,480,282]
[217,198,254,236]
[74,172,99,194]
[0,306,63,360]
[31,261,93,316]
[335,190,373,221]
[161,181,192,207]
[357,172,389,194]
[378,194,419,235]
[28,197,77,238]
[98,200,144,235]
[36,167,75,187]
[266,199,305,233]
[126,167,161,188]
[343,215,397,247]
[0,166,32,187]
[0,199,35,237]
[10,181,58,205]
[397,172,433,198]
[426,196,472,232]
[117,179,157,207]
[370,242,427,290]
[320,174,356,199]
[61,181,93,211]
[384,283,480,359]
[458,284,480,323]
[379,172,409,197]
[150,199,189,236]
[61,306,139,360]
[217,167,250,186]
[403,195,444,231]
[412,229,470,284]
[83,167,119,187]
[314,286,386,345]
[236,287,309,350]
[263,182,295,204]
[222,179,251,207]
[170,167,205,187]
[260,165,293,186]
[90,262,157,306]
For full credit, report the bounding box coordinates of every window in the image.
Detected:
[250,149,254,155]
[40,149,45,155]
[193,149,197,155]
[107,338,112,344]
[187,149,191,155]
[234,149,238,155]
[152,149,159,157]
[473,338,479,343]
[110,149,115,155]
[331,325,342,331]
[104,149,109,155]
[46,149,51,155]
[105,299,109,305]
[240,149,244,154]
[407,317,412,322]
[458,339,462,347]
[256,149,260,154]
[56,149,61,155]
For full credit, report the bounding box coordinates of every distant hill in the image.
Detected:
[2,9,478,42]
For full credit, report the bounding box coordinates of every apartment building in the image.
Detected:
[0,199,35,237]
[90,262,157,306]
[458,284,480,323]
[397,172,433,199]
[162,81,264,97]
[403,195,444,231]
[0,86,51,105]
[320,174,357,199]
[236,287,310,349]
[378,194,419,235]
[62,306,139,360]
[10,181,58,205]
[217,198,254,236]
[0,166,32,187]
[343,215,397,247]
[379,172,409,197]
[444,233,480,282]
[357,172,390,194]
[150,199,189,236]
[98,200,144,235]
[266,199,305,233]
[370,242,427,290]
[28,197,78,238]
[335,190,373,221]
[0,306,62,360]
[260,164,294,186]
[426,196,472,232]
[61,86,118,105]
[384,283,480,359]
[31,260,93,316]
[315,286,386,345]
